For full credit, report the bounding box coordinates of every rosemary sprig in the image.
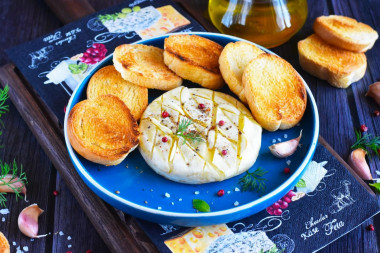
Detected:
[239,167,268,193]
[176,118,204,144]
[0,160,27,208]
[351,129,380,158]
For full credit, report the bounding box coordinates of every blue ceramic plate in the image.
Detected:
[64,32,319,227]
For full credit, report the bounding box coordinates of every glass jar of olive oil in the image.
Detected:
[208,0,308,48]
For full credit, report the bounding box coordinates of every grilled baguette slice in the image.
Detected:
[113,44,182,90]
[243,53,307,131]
[164,34,224,90]
[67,95,139,166]
[219,41,264,104]
[87,65,148,120]
[314,15,378,53]
[298,34,367,88]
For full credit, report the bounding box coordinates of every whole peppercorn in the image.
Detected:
[360,124,368,132]
[374,111,380,117]
[217,189,225,196]
[367,224,375,231]
[283,168,291,174]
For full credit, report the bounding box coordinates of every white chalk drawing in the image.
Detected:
[28,46,54,69]
[329,180,355,214]
[87,17,105,32]
[159,224,179,236]
[129,0,153,7]
[231,210,290,233]
[86,32,137,46]
[271,234,295,253]
[305,163,336,197]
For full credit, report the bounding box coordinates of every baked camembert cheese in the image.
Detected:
[139,87,262,184]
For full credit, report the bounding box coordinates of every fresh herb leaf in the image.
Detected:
[296,178,306,188]
[239,167,268,193]
[176,118,204,144]
[369,182,380,194]
[0,160,27,208]
[0,85,9,118]
[351,129,380,158]
[68,63,88,74]
[192,199,210,212]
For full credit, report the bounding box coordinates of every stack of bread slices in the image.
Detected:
[298,15,378,88]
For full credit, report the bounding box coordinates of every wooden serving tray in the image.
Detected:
[0,0,375,252]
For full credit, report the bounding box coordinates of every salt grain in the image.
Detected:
[144,201,148,204]
[157,206,162,210]
[234,201,239,206]
[171,202,174,205]
[23,246,28,252]
[67,236,71,240]
[234,187,240,192]
[376,171,380,176]
[16,246,22,253]
[272,139,276,144]
[227,191,231,194]
[194,191,200,195]
[165,192,171,198]
[59,231,64,236]
[277,138,282,142]
[284,134,288,138]
[0,209,9,215]
[1,217,5,222]
[286,160,291,165]
[12,242,16,246]
[178,198,182,202]
[30,239,34,242]
[68,245,72,248]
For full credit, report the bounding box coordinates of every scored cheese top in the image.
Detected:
[139,87,262,184]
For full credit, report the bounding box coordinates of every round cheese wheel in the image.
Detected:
[139,87,262,184]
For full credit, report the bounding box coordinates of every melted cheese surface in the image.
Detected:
[139,87,262,184]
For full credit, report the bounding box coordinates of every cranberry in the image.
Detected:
[360,124,368,132]
[198,103,205,110]
[367,224,375,231]
[273,209,283,216]
[53,190,59,196]
[162,111,169,118]
[374,111,380,117]
[221,150,228,156]
[283,168,291,174]
[218,120,225,126]
[217,189,225,196]
[162,137,168,143]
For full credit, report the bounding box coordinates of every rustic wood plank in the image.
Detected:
[43,0,95,24]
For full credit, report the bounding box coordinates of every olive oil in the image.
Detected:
[208,0,308,48]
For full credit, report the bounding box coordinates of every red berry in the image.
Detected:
[367,224,375,231]
[66,252,72,253]
[63,106,66,113]
[279,201,288,209]
[287,190,296,198]
[274,209,283,216]
[266,206,274,215]
[217,189,225,196]
[86,250,93,253]
[198,103,205,110]
[360,124,368,132]
[374,111,380,117]
[272,202,280,209]
[162,111,169,118]
[218,120,225,126]
[53,190,59,196]
[221,150,228,156]
[162,137,168,143]
[282,196,291,203]
[283,168,291,174]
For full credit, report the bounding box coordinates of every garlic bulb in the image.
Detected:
[366,82,380,106]
[269,130,302,158]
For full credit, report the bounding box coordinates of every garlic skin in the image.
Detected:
[18,204,45,238]
[366,82,380,106]
[348,148,372,180]
[269,130,302,158]
[0,174,26,195]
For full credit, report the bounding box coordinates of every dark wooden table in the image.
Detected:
[0,0,379,252]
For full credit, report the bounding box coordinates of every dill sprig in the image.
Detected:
[0,85,9,117]
[0,160,27,208]
[351,129,380,158]
[176,118,204,144]
[239,167,268,193]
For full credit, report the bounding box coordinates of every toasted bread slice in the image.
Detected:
[314,15,378,52]
[67,95,139,166]
[219,41,264,103]
[243,53,307,131]
[87,65,148,120]
[298,34,367,88]
[113,44,182,90]
[164,34,224,90]
[0,232,9,253]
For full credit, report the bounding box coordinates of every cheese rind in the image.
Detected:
[139,87,262,184]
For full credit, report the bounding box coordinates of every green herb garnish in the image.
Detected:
[239,167,268,193]
[369,182,380,194]
[351,129,380,158]
[176,118,204,144]
[192,199,210,212]
[296,178,306,188]
[68,63,88,74]
[0,85,9,117]
[0,160,27,208]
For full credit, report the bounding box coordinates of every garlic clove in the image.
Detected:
[18,204,47,238]
[269,130,302,158]
[348,148,372,180]
[0,174,26,195]
[366,82,380,106]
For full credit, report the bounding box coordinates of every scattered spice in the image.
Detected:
[360,124,368,132]
[162,137,168,143]
[367,224,375,231]
[374,111,380,117]
[176,118,204,144]
[218,120,225,126]
[221,150,228,156]
[162,111,169,118]
[52,190,59,196]
[217,189,225,197]
[198,103,205,110]
[284,168,291,174]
